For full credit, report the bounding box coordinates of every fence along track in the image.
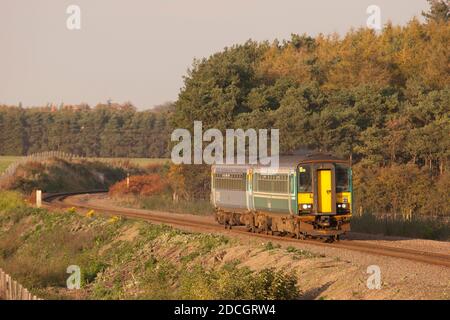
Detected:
[0,268,41,300]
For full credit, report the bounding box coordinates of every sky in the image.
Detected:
[0,0,429,109]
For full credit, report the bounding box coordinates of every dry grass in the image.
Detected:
[0,156,168,174]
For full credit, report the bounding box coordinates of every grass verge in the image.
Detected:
[0,191,302,299]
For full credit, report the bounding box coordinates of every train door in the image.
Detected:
[246,168,254,211]
[317,170,332,213]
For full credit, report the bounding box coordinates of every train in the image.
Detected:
[211,153,353,241]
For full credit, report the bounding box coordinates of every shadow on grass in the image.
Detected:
[299,281,335,300]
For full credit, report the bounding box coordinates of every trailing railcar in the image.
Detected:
[211,153,353,241]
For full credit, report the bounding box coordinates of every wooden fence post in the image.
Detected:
[0,268,42,300]
[7,275,12,300]
[0,270,4,297]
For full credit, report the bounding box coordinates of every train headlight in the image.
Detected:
[302,204,308,209]
[337,203,349,212]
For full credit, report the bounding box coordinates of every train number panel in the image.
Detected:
[212,153,353,241]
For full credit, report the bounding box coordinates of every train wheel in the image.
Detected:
[325,235,339,243]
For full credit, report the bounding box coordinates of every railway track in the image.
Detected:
[43,191,450,268]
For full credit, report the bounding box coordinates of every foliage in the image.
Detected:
[351,214,450,240]
[109,174,169,196]
[169,13,450,218]
[422,0,449,23]
[0,103,171,158]
[0,190,27,213]
[353,164,449,217]
[179,265,299,300]
[167,164,211,200]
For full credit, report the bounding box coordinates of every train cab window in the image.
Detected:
[335,165,349,192]
[298,165,312,192]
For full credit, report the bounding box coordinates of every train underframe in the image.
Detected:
[215,209,351,242]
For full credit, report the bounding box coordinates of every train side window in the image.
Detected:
[335,165,349,192]
[214,172,246,191]
[298,165,312,192]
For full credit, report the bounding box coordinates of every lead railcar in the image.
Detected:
[211,153,353,241]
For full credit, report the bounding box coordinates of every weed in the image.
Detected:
[264,242,281,251]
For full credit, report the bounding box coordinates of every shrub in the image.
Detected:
[109,174,169,197]
[353,163,449,217]
[179,265,300,300]
[81,260,109,285]
[0,191,27,213]
[167,164,210,201]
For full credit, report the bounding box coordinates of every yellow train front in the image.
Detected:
[212,153,352,241]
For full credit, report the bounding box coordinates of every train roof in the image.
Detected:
[212,153,349,171]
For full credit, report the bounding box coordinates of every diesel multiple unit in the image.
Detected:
[211,153,352,240]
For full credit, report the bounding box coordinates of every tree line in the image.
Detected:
[0,102,171,158]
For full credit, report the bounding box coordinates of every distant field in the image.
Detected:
[0,156,23,174]
[0,156,168,174]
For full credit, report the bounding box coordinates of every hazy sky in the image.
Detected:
[0,0,429,109]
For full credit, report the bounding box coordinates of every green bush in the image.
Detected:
[0,191,27,212]
[179,265,299,300]
[81,260,109,285]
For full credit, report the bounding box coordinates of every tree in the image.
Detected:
[422,0,449,23]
